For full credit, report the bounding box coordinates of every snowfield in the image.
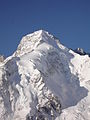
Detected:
[0,30,90,120]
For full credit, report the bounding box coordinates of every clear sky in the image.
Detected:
[0,0,90,56]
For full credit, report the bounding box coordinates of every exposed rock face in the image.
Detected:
[0,55,5,62]
[74,48,90,56]
[0,30,90,120]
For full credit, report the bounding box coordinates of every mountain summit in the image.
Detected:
[0,30,90,120]
[14,30,62,57]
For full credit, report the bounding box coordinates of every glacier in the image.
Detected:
[0,30,90,120]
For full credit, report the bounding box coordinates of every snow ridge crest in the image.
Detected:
[14,30,60,56]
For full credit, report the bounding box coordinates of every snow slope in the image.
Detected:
[0,30,90,120]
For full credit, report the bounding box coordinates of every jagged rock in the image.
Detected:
[74,48,90,57]
[74,48,86,55]
[0,55,5,62]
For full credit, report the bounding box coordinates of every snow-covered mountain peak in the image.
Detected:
[27,29,49,37]
[26,29,54,39]
[0,30,90,120]
[14,30,62,57]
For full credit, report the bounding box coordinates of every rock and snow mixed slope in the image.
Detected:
[0,30,90,120]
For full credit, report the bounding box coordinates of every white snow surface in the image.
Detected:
[0,30,90,120]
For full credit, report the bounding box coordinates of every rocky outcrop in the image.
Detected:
[74,48,90,56]
[0,55,5,62]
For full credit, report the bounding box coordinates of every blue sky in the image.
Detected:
[0,0,90,56]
